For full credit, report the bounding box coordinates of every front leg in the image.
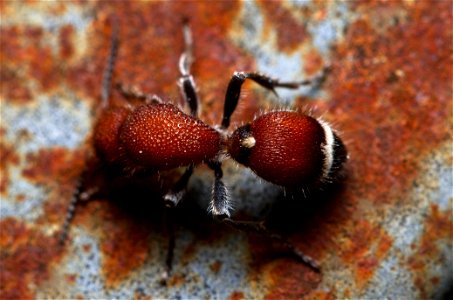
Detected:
[221,67,331,129]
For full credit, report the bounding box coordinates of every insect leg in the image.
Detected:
[222,218,321,272]
[61,19,119,245]
[163,164,194,207]
[162,21,199,206]
[101,19,119,109]
[221,67,331,129]
[160,207,176,285]
[207,161,232,218]
[116,83,163,104]
[178,21,199,117]
[59,176,84,245]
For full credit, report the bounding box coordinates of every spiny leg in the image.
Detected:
[160,23,200,278]
[59,176,84,245]
[163,22,199,206]
[160,206,176,285]
[101,19,119,109]
[222,218,321,272]
[178,20,199,117]
[163,164,194,207]
[207,161,232,218]
[116,83,163,104]
[221,67,331,129]
[60,20,119,246]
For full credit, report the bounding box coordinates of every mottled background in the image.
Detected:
[1,1,451,299]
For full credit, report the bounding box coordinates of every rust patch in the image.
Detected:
[258,0,308,53]
[0,136,20,194]
[166,272,186,288]
[0,218,61,299]
[97,202,155,287]
[303,289,336,300]
[408,203,452,299]
[303,48,324,76]
[59,24,75,60]
[64,273,77,285]
[209,260,222,274]
[327,0,452,205]
[133,289,152,300]
[22,147,84,185]
[0,25,47,103]
[339,220,393,290]
[15,193,26,202]
[83,1,249,127]
[260,1,453,293]
[0,66,33,103]
[263,260,322,299]
[229,290,245,300]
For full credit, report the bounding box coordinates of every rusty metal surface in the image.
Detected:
[1,1,452,299]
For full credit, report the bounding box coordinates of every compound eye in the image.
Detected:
[228,124,254,165]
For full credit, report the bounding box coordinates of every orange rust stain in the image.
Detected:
[0,218,61,299]
[303,289,336,300]
[339,220,393,290]
[37,193,67,227]
[133,290,152,300]
[29,44,59,91]
[376,233,392,258]
[303,48,324,76]
[0,67,33,103]
[407,203,452,299]
[356,256,379,287]
[1,13,85,103]
[59,24,75,60]
[264,260,322,299]
[15,193,26,202]
[209,260,222,274]
[0,25,44,103]
[82,243,92,253]
[22,147,84,185]
[64,273,77,285]
[228,291,245,300]
[83,1,249,127]
[328,1,452,206]
[430,276,440,285]
[258,1,308,53]
[98,203,152,287]
[166,272,186,288]
[278,0,453,279]
[0,138,20,194]
[340,221,379,263]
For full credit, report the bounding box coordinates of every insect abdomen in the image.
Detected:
[120,104,222,170]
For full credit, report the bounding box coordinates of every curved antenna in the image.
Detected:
[101,18,119,108]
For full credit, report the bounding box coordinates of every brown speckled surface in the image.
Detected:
[1,1,451,299]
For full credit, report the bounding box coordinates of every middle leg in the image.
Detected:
[163,22,200,206]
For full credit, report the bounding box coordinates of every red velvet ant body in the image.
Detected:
[62,22,347,274]
[95,72,347,217]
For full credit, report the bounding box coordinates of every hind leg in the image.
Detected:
[222,218,320,272]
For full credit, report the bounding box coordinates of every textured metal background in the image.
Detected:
[1,1,452,299]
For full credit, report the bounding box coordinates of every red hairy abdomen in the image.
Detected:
[94,106,131,164]
[229,111,326,187]
[120,104,222,170]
